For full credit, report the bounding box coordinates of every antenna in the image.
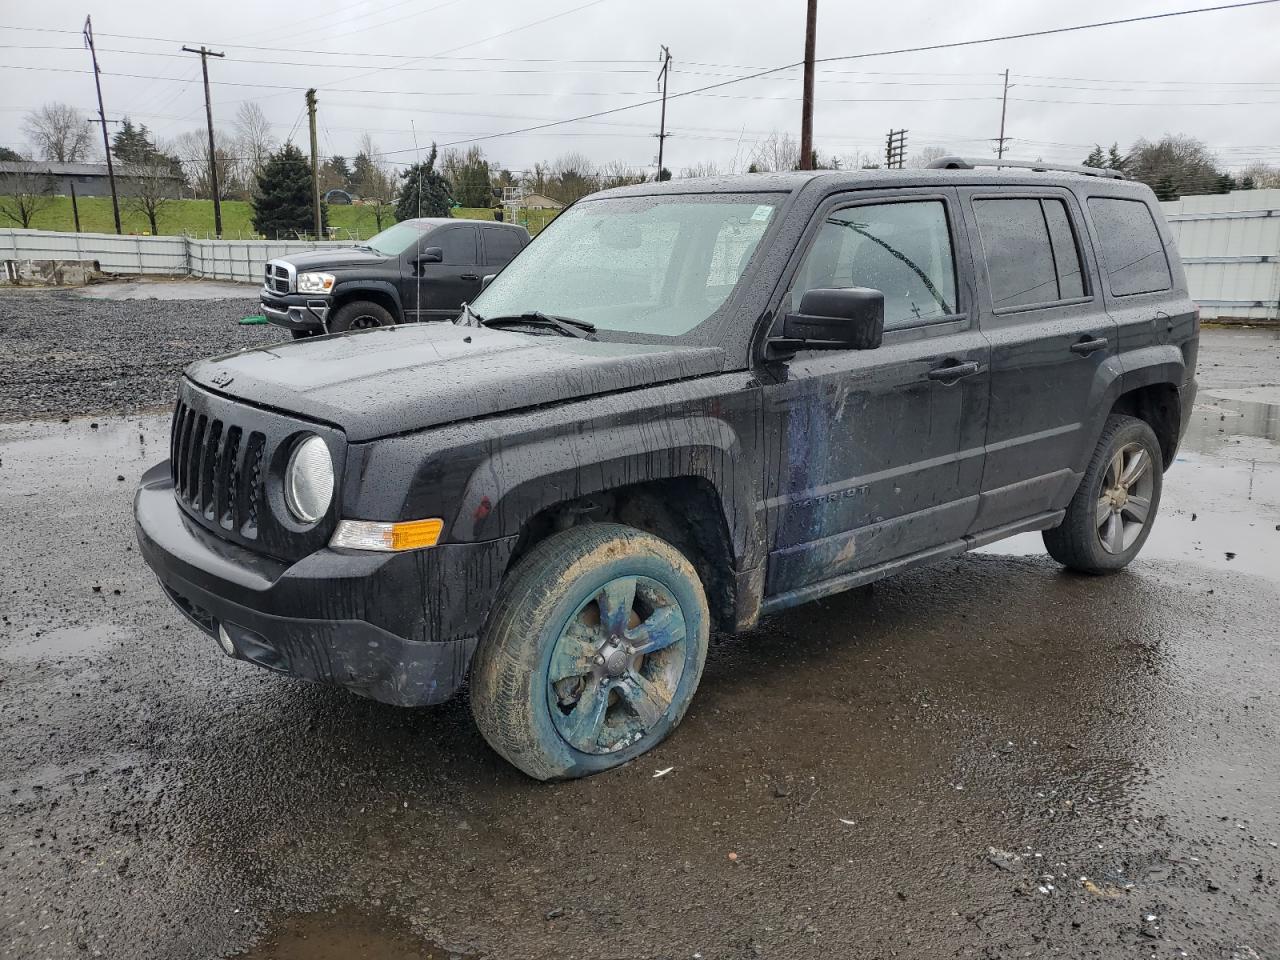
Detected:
[411,119,423,322]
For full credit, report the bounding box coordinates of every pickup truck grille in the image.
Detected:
[170,399,267,539]
[264,261,292,294]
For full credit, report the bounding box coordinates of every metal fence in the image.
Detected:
[0,229,349,284]
[1161,189,1280,322]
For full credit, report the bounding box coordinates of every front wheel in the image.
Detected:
[1043,414,1163,574]
[470,523,710,781]
[329,299,395,332]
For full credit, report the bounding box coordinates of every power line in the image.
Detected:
[380,0,1280,154]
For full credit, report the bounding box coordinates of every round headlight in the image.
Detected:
[284,434,334,524]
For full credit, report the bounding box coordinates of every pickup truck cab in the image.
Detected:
[136,160,1197,780]
[261,217,530,336]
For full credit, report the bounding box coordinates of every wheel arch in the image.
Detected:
[331,281,403,322]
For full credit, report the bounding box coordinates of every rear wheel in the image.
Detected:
[1043,414,1162,574]
[470,523,710,781]
[329,299,395,333]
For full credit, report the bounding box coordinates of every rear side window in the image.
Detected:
[788,200,958,328]
[483,228,523,265]
[1087,197,1172,296]
[973,197,1086,310]
[432,226,478,265]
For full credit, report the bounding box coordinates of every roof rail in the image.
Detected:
[925,156,1126,180]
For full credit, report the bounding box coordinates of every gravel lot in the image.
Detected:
[1,288,1278,959]
[0,285,276,419]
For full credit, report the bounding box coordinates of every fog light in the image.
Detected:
[216,623,236,656]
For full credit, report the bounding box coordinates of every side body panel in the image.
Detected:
[401,223,483,321]
[756,187,991,599]
[958,185,1122,530]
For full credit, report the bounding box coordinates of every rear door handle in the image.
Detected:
[927,360,980,383]
[1070,336,1108,356]
[460,273,480,281]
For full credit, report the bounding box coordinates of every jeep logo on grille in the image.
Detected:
[210,369,235,387]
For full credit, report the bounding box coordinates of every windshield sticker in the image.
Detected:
[751,205,772,222]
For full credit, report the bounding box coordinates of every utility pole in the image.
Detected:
[798,0,818,170]
[654,46,672,180]
[181,44,226,238]
[884,129,908,169]
[69,181,81,232]
[83,17,121,234]
[995,69,1011,159]
[306,88,322,238]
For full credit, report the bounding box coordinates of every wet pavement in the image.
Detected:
[1,327,1279,959]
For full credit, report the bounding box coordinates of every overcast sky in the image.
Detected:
[2,0,1278,177]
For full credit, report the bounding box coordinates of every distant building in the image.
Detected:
[0,161,183,199]
[324,188,353,205]
[506,193,565,211]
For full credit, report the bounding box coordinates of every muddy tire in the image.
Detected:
[1043,414,1163,574]
[329,300,395,333]
[470,523,710,781]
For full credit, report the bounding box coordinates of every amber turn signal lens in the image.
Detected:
[329,517,444,552]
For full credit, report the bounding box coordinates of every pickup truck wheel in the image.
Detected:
[1043,414,1162,574]
[329,300,394,332]
[470,523,710,781]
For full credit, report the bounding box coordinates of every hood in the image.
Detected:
[187,324,725,442]
[277,247,392,271]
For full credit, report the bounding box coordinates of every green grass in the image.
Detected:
[0,196,560,238]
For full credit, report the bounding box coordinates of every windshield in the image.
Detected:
[361,221,428,256]
[472,194,780,337]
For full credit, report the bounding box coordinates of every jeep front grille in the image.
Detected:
[170,400,266,540]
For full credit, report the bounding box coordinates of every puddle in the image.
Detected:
[985,391,1280,581]
[1,622,127,662]
[238,910,472,960]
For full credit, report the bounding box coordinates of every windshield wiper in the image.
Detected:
[478,311,596,339]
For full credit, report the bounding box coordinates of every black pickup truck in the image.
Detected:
[136,160,1197,780]
[260,217,530,335]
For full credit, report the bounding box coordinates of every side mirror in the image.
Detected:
[780,287,884,350]
[480,273,496,291]
[417,247,443,264]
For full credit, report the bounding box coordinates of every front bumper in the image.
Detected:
[261,292,331,332]
[134,462,515,707]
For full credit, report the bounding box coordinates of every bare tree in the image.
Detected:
[22,103,97,163]
[749,131,801,173]
[234,102,275,195]
[679,160,720,179]
[122,160,178,234]
[352,134,396,232]
[0,169,56,228]
[1237,161,1280,189]
[172,129,237,199]
[545,153,599,204]
[907,145,949,168]
[598,160,647,189]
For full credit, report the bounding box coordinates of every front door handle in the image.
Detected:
[1070,336,1109,356]
[927,360,980,383]
[460,273,480,281]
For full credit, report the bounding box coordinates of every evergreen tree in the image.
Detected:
[1153,175,1178,202]
[1240,175,1258,190]
[252,143,327,238]
[111,118,183,181]
[324,155,353,190]
[1106,143,1129,173]
[450,146,494,208]
[1083,144,1106,168]
[395,143,452,220]
[0,146,23,161]
[1213,172,1237,194]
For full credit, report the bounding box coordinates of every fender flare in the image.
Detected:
[449,415,763,571]
[331,280,403,320]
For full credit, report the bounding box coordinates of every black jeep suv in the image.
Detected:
[136,159,1198,780]
[260,217,530,336]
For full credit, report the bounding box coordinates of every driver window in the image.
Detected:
[788,200,958,328]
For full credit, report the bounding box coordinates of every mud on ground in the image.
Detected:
[1,302,1278,959]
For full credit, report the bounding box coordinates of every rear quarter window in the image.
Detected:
[1087,197,1172,297]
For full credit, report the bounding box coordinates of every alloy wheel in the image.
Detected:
[1095,442,1155,555]
[547,575,688,754]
